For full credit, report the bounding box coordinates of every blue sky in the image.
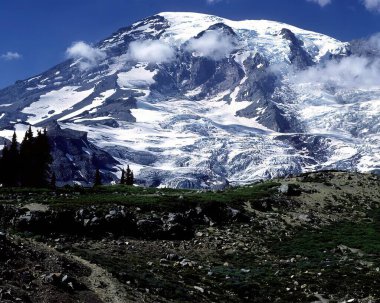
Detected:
[0,0,379,89]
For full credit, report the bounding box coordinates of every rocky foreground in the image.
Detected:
[0,171,379,302]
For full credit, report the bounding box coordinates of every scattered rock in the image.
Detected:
[180,259,196,267]
[166,253,180,261]
[43,272,63,285]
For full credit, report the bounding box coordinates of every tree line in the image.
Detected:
[0,126,135,188]
[94,165,134,187]
[0,127,52,187]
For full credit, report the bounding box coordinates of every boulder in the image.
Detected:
[43,273,82,292]
[15,210,47,232]
[161,213,193,240]
[103,207,136,235]
[136,218,164,239]
[0,231,6,242]
[200,203,249,224]
[278,184,302,196]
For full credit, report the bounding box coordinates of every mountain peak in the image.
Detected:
[157,11,218,18]
[0,12,376,188]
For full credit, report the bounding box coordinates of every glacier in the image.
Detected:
[0,12,378,188]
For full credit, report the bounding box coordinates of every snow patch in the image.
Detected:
[59,89,116,121]
[117,65,157,89]
[22,86,95,124]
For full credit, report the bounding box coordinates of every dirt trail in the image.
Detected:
[71,254,134,303]
[23,238,139,303]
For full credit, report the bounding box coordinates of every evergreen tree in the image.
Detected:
[125,165,134,186]
[1,143,8,157]
[34,129,52,187]
[120,168,125,184]
[7,132,20,187]
[0,127,53,188]
[25,125,33,140]
[0,143,9,185]
[19,126,34,186]
[94,168,102,187]
[126,165,131,185]
[50,172,56,189]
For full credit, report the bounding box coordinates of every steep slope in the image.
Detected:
[0,12,378,188]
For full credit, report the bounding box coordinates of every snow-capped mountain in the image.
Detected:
[0,12,379,188]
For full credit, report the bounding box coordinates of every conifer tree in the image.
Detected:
[1,142,8,157]
[50,172,56,189]
[7,132,20,187]
[0,143,8,185]
[34,129,52,187]
[20,126,34,186]
[94,168,102,187]
[25,125,33,140]
[0,127,53,188]
[125,165,134,186]
[120,168,126,184]
[126,165,131,185]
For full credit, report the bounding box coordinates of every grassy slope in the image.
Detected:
[1,171,380,302]
[0,181,280,211]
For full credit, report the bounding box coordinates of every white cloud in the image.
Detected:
[289,33,380,89]
[363,0,380,12]
[1,51,22,61]
[186,31,236,60]
[307,0,332,7]
[66,41,106,70]
[368,32,380,49]
[215,0,380,13]
[127,40,175,64]
[292,56,380,89]
[307,0,380,12]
